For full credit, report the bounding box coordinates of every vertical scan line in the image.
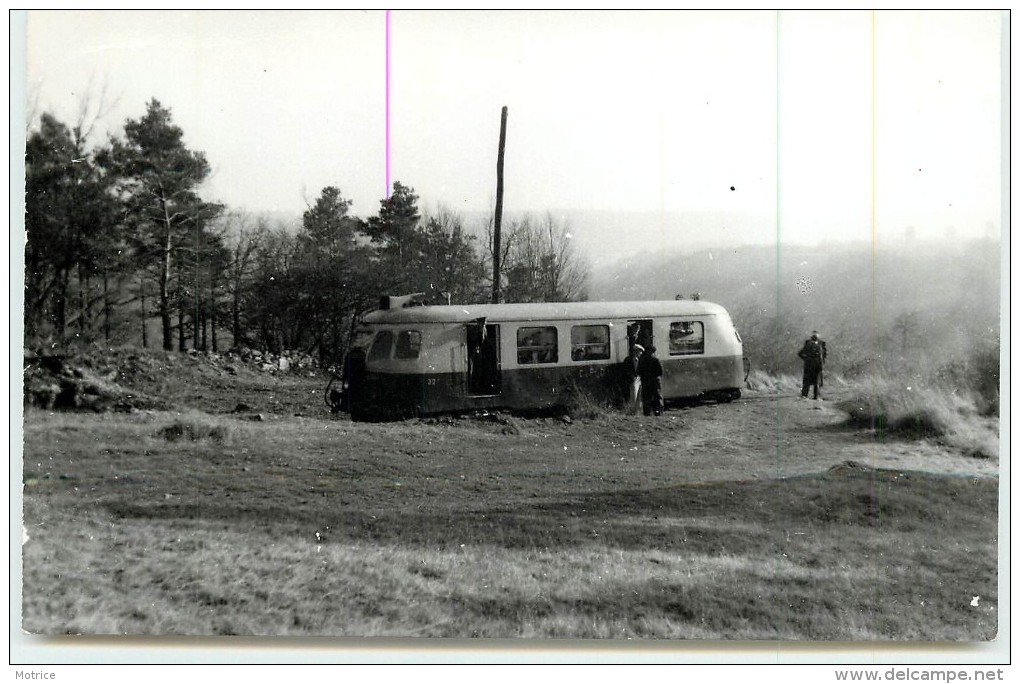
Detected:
[869,10,881,627]
[658,110,667,252]
[870,11,878,465]
[773,14,787,649]
[385,9,392,199]
[775,10,783,481]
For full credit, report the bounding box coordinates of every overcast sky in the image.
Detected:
[22,10,1005,257]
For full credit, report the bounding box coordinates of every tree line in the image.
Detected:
[25,98,589,363]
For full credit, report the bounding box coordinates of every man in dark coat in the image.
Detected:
[622,343,643,414]
[798,331,827,400]
[638,345,664,416]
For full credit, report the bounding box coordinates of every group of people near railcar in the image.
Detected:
[620,328,827,416]
[621,342,665,416]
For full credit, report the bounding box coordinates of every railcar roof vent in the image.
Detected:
[379,292,428,310]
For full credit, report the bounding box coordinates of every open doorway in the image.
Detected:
[467,323,501,396]
[627,319,654,353]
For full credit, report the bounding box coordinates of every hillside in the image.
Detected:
[589,238,1001,376]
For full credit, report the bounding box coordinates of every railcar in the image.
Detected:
[337,293,744,420]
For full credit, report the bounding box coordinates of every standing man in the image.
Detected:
[623,343,644,414]
[638,345,664,416]
[798,330,827,400]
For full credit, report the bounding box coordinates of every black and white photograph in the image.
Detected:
[13,9,1007,669]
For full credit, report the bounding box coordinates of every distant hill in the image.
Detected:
[541,209,773,268]
[588,238,1002,376]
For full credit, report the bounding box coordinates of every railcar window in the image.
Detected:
[669,321,705,355]
[395,330,422,359]
[368,330,394,360]
[570,324,610,361]
[517,326,558,364]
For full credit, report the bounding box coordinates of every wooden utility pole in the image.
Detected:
[492,105,508,304]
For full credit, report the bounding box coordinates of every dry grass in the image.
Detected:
[558,379,618,420]
[745,368,856,396]
[744,369,798,394]
[21,405,998,640]
[22,516,997,639]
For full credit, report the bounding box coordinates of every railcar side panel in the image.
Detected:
[355,365,623,417]
[660,355,744,398]
[352,356,741,416]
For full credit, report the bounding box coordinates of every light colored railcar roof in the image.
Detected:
[361,300,728,325]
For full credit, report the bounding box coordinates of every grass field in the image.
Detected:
[19,366,999,639]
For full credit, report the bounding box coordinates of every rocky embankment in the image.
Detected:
[23,347,323,413]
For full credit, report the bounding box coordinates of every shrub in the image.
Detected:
[838,388,955,439]
[934,341,1000,417]
[157,420,230,443]
[837,380,997,458]
[559,380,617,420]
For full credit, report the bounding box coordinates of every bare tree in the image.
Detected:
[219,210,269,346]
[72,72,120,145]
[501,212,589,303]
[481,208,517,302]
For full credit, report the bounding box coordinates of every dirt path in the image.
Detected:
[237,372,999,485]
[648,388,999,483]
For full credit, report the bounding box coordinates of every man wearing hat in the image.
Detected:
[797,330,827,400]
[624,343,644,413]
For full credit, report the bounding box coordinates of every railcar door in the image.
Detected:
[467,323,501,395]
[627,319,654,353]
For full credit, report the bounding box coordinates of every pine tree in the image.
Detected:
[365,181,422,292]
[25,113,120,342]
[101,99,222,350]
